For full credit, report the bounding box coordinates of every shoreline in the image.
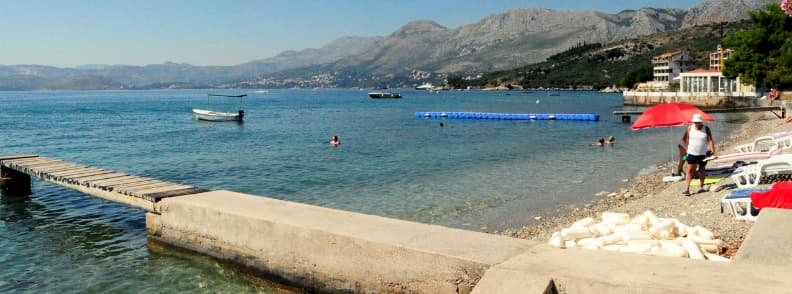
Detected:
[501,109,792,255]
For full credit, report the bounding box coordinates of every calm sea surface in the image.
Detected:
[0,89,747,291]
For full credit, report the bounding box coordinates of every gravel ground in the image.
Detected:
[500,109,792,257]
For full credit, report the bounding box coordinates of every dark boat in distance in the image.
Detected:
[368,91,401,99]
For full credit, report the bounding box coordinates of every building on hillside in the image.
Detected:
[623,46,761,108]
[678,46,754,95]
[652,51,694,84]
[709,46,732,71]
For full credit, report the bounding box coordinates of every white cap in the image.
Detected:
[691,113,704,123]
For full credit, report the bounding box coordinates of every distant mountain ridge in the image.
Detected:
[251,0,774,88]
[0,0,775,90]
[0,36,381,90]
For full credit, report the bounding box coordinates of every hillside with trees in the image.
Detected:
[452,21,752,90]
[723,3,792,90]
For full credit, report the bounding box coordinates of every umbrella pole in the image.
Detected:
[669,127,674,174]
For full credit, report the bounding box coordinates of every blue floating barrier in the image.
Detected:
[413,111,598,122]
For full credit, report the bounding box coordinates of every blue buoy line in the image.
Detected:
[414,112,599,121]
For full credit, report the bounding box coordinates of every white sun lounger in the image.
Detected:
[721,189,766,221]
[711,145,783,164]
[735,134,792,153]
[730,154,792,188]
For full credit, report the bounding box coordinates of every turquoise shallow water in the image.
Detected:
[0,89,747,291]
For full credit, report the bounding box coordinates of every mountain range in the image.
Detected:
[0,0,776,90]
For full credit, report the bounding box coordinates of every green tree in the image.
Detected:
[723,4,792,89]
[616,66,653,88]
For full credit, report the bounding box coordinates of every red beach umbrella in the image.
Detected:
[750,181,792,210]
[631,103,714,130]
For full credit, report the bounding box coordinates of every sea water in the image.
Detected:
[0,89,747,291]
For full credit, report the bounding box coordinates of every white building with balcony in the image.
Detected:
[652,51,694,85]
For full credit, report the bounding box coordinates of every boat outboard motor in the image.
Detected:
[238,110,245,120]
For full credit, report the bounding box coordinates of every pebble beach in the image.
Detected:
[501,109,791,257]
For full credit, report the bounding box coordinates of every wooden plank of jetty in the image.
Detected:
[5,157,54,165]
[0,155,39,161]
[33,165,91,173]
[122,181,180,191]
[14,162,85,173]
[114,179,167,189]
[143,187,210,201]
[10,159,71,168]
[128,183,192,194]
[45,167,108,177]
[115,183,174,195]
[72,172,129,182]
[87,176,150,187]
[133,184,193,195]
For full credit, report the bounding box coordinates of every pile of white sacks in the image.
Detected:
[547,211,731,262]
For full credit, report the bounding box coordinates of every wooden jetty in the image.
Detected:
[0,155,208,212]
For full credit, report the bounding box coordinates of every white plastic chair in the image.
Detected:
[735,134,792,153]
[730,154,792,188]
[721,191,762,221]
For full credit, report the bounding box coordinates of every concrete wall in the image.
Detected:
[623,92,767,108]
[473,244,792,294]
[147,190,534,293]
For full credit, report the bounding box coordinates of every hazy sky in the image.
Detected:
[0,0,706,67]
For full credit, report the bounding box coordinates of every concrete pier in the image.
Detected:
[147,190,533,293]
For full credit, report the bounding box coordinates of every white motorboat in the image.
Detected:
[192,94,246,122]
[192,108,245,121]
[415,83,433,90]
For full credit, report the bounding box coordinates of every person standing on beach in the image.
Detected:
[675,133,687,177]
[682,114,715,196]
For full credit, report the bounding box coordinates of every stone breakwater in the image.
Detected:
[502,111,792,256]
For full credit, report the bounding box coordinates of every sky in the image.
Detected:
[0,0,707,67]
